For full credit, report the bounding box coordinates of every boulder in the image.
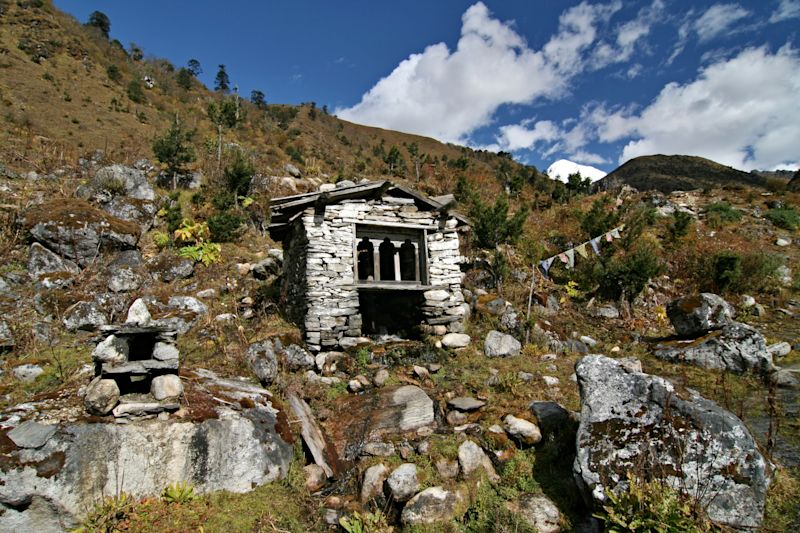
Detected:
[282,344,315,371]
[12,364,44,382]
[90,164,155,201]
[385,463,419,502]
[442,333,470,348]
[506,494,562,533]
[151,374,183,400]
[401,487,463,525]
[503,414,542,445]
[574,355,771,530]
[27,242,80,282]
[63,301,107,331]
[23,199,139,267]
[767,341,791,358]
[84,377,120,415]
[654,322,775,375]
[361,463,390,503]
[0,407,293,532]
[458,440,499,482]
[8,421,58,449]
[150,254,195,282]
[484,330,521,357]
[247,341,279,385]
[107,267,141,292]
[667,293,735,337]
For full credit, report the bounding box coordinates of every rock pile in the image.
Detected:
[84,299,183,418]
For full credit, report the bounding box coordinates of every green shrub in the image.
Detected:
[704,201,741,227]
[224,152,254,198]
[77,493,136,532]
[162,481,197,504]
[711,251,741,292]
[596,240,664,302]
[764,206,800,230]
[106,64,121,83]
[127,79,145,103]
[668,211,693,240]
[207,211,244,242]
[152,231,170,249]
[596,473,713,533]
[581,196,619,239]
[700,250,781,294]
[471,195,528,249]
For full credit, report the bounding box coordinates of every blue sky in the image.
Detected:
[55,1,800,173]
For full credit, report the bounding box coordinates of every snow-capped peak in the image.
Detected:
[546,159,606,183]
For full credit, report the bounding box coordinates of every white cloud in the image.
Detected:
[602,46,800,170]
[336,1,621,144]
[770,0,800,22]
[496,120,560,151]
[591,0,664,69]
[694,3,750,43]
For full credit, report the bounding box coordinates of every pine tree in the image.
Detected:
[187,59,202,77]
[152,118,196,190]
[86,11,111,39]
[214,64,230,93]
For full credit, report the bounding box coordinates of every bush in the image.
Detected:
[701,250,782,294]
[668,211,693,240]
[162,481,197,504]
[127,79,145,103]
[106,64,121,83]
[764,206,800,230]
[207,212,244,242]
[471,195,528,249]
[224,153,254,198]
[581,196,619,239]
[596,473,713,532]
[711,251,741,292]
[595,240,663,302]
[704,201,741,227]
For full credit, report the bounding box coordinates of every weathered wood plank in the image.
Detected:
[287,393,338,477]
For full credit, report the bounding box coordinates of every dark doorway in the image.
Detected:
[379,238,396,280]
[357,237,374,280]
[359,290,424,338]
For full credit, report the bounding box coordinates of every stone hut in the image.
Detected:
[269,181,470,352]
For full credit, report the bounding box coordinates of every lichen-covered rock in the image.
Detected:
[247,340,279,384]
[385,463,419,502]
[149,254,195,282]
[63,301,107,331]
[667,293,735,337]
[574,355,771,530]
[0,320,14,352]
[401,486,463,525]
[654,322,775,375]
[22,199,139,267]
[84,377,120,415]
[506,494,562,533]
[503,414,542,445]
[90,164,155,201]
[442,333,470,348]
[125,298,151,326]
[484,330,521,357]
[361,463,389,504]
[92,334,129,365]
[108,267,142,292]
[282,344,315,371]
[0,406,293,532]
[27,242,80,283]
[458,440,499,482]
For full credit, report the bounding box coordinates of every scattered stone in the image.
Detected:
[486,298,509,315]
[776,237,791,247]
[154,256,194,282]
[574,355,771,530]
[284,163,301,177]
[579,335,598,347]
[435,459,460,479]
[741,295,756,308]
[251,257,281,279]
[503,414,542,445]
[655,322,774,375]
[152,342,179,361]
[84,377,120,415]
[413,365,430,380]
[753,304,767,317]
[771,369,799,388]
[282,344,315,371]
[215,313,236,322]
[442,333,470,348]
[8,421,57,449]
[361,463,389,503]
[168,296,208,316]
[518,371,534,382]
[348,379,362,392]
[13,364,44,382]
[0,321,14,351]
[401,487,463,525]
[398,443,415,460]
[63,301,107,331]
[304,464,327,492]
[447,397,486,412]
[458,440,499,482]
[112,401,180,418]
[588,304,620,319]
[484,330,521,357]
[542,375,560,387]
[196,288,216,299]
[447,411,468,425]
[374,369,390,386]
[776,265,793,287]
[667,293,735,337]
[565,339,589,354]
[151,375,183,400]
[125,298,151,326]
[107,268,141,293]
[768,341,792,358]
[540,353,557,362]
[617,357,643,373]
[385,463,419,502]
[427,363,442,373]
[247,341,278,385]
[507,494,562,533]
[362,442,396,457]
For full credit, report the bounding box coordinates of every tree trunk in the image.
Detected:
[217,124,222,171]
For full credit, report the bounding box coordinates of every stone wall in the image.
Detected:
[283,197,467,351]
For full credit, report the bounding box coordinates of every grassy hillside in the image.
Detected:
[598,154,768,193]
[0,0,534,202]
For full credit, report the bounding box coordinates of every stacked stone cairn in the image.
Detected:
[84,298,184,418]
